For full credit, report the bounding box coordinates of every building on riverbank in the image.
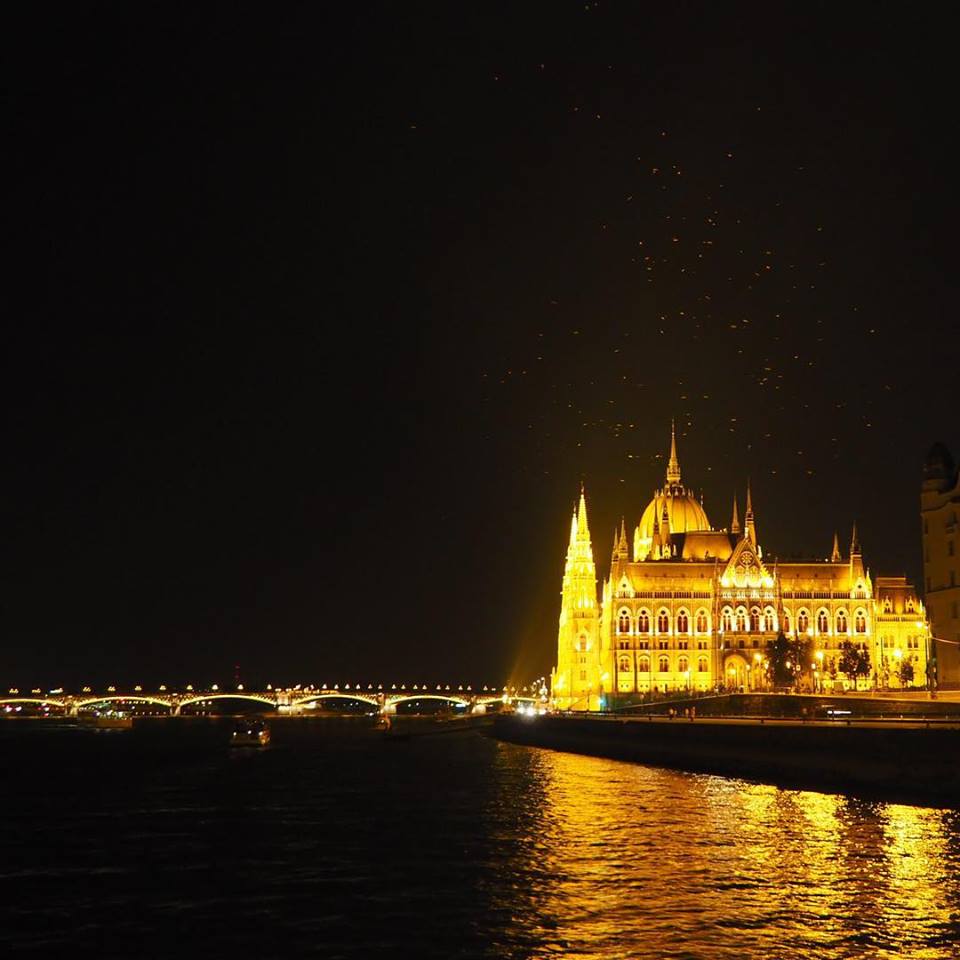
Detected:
[922,442,960,687]
[551,426,933,711]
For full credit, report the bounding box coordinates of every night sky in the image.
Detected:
[5,4,958,690]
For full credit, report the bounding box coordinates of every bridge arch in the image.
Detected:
[75,695,172,710]
[0,697,67,708]
[293,692,379,708]
[177,693,277,710]
[385,694,470,715]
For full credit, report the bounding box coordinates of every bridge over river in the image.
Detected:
[1,685,542,717]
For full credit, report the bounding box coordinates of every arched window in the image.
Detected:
[836,610,848,633]
[678,656,689,674]
[763,607,776,632]
[855,609,867,634]
[696,609,708,633]
[721,607,733,631]
[817,609,829,634]
[736,608,747,632]
[677,610,690,634]
[638,610,651,633]
[750,607,761,632]
[576,634,588,651]
[797,610,809,634]
[618,656,631,673]
[783,612,792,634]
[658,655,669,673]
[638,656,650,673]
[617,609,631,634]
[698,656,708,673]
[657,609,670,633]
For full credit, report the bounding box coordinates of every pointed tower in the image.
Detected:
[730,494,741,536]
[831,531,841,562]
[744,481,757,546]
[612,517,630,563]
[551,487,601,710]
[849,522,866,584]
[660,499,672,557]
[666,419,681,487]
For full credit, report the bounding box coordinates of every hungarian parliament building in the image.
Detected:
[551,426,931,710]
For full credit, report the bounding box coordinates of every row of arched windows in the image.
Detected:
[617,605,870,636]
[618,655,710,674]
[782,608,868,636]
[616,608,710,635]
[719,606,777,633]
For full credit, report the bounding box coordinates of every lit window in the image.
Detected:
[797,610,809,634]
[658,656,669,673]
[677,611,689,634]
[817,610,829,634]
[855,610,867,634]
[836,611,848,633]
[736,608,747,632]
[698,657,708,672]
[657,610,670,633]
[618,609,631,634]
[721,607,733,631]
[678,656,689,673]
[696,610,708,633]
[639,656,650,673]
[638,610,650,633]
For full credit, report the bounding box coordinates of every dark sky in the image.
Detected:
[5,3,958,690]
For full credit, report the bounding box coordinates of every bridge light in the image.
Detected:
[237,684,244,691]
[159,684,167,691]
[186,684,193,691]
[82,686,92,693]
[134,685,142,692]
[8,688,18,694]
[377,684,382,690]
[107,686,116,693]
[401,684,405,690]
[267,684,273,691]
[211,684,219,692]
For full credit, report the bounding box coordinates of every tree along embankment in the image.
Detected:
[494,713,960,807]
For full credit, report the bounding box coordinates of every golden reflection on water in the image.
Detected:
[492,744,960,960]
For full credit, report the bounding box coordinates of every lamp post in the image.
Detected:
[815,650,824,693]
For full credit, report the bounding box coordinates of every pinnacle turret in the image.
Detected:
[730,494,741,535]
[831,531,841,562]
[666,419,681,486]
[744,480,756,546]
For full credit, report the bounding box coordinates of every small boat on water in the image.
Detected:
[230,718,270,747]
[79,714,134,730]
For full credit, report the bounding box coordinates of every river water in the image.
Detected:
[2,722,959,958]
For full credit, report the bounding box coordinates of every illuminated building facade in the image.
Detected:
[551,427,932,710]
[921,442,960,686]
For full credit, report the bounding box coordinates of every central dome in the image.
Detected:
[638,491,711,540]
[633,424,712,560]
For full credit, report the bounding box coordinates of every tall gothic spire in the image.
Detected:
[850,521,860,556]
[730,494,741,535]
[666,419,681,485]
[577,483,589,538]
[831,531,841,562]
[616,517,629,561]
[744,480,756,546]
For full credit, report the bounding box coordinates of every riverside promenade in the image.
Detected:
[495,706,960,807]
